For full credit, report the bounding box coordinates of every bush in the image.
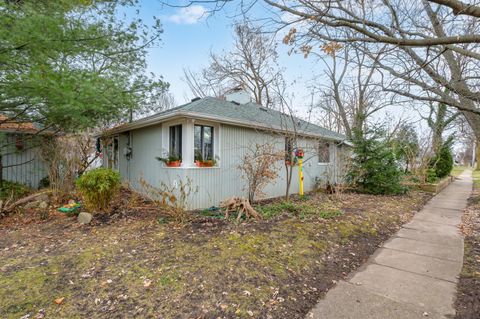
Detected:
[0,180,30,200]
[347,130,406,195]
[76,168,121,212]
[39,176,50,188]
[429,145,453,179]
[426,168,437,183]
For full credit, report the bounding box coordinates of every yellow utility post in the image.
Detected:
[296,148,304,196]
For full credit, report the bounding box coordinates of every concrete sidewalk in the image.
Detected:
[307,170,472,319]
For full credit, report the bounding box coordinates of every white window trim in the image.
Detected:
[160,118,220,169]
[105,135,120,171]
[317,141,331,165]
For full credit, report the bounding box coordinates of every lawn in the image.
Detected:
[0,191,430,319]
[451,166,468,177]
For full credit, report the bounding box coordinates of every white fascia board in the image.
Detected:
[101,111,347,143]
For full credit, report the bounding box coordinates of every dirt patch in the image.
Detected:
[0,191,430,319]
[455,188,480,319]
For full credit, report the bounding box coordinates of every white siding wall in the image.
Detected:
[2,134,48,188]
[113,123,340,209]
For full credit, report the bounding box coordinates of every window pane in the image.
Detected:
[285,137,293,161]
[169,125,182,158]
[194,125,214,160]
[194,125,202,160]
[203,126,213,159]
[319,142,330,163]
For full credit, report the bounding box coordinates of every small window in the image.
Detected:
[285,137,294,162]
[194,125,214,160]
[318,141,330,163]
[15,136,24,151]
[169,124,182,158]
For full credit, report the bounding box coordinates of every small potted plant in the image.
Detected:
[156,152,182,167]
[195,152,218,167]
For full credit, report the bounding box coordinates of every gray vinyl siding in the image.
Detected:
[111,123,341,209]
[2,134,48,188]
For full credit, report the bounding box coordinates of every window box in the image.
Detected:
[195,159,216,167]
[166,160,182,167]
[156,153,182,168]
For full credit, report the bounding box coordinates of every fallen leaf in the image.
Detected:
[143,279,152,288]
[54,297,64,305]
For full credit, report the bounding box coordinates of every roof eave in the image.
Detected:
[101,111,347,142]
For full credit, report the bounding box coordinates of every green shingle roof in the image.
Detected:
[109,97,347,142]
[158,97,346,141]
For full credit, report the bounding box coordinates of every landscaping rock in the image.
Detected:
[78,212,92,224]
[36,194,50,202]
[24,201,39,210]
[38,201,48,209]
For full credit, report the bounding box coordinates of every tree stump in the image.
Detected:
[220,197,262,221]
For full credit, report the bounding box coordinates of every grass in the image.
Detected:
[255,200,343,220]
[0,191,430,319]
[472,170,480,189]
[451,166,468,177]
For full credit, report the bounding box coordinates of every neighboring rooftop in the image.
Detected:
[108,97,347,141]
[0,115,40,134]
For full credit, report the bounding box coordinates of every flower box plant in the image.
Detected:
[194,153,218,167]
[156,152,182,167]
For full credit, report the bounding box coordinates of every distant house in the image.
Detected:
[101,91,349,209]
[0,115,49,188]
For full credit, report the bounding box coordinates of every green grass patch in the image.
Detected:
[255,201,298,219]
[199,207,224,219]
[256,200,342,220]
[451,166,467,177]
[472,170,480,190]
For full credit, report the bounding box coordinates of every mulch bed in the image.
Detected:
[455,194,480,319]
[0,190,431,319]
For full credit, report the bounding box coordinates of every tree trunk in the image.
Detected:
[285,165,292,201]
[0,154,3,189]
[475,139,480,171]
[463,112,480,170]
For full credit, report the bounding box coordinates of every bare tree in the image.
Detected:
[238,142,282,202]
[183,22,284,108]
[314,43,390,139]
[424,100,459,154]
[128,90,176,122]
[274,81,303,200]
[182,68,226,99]
[178,1,480,166]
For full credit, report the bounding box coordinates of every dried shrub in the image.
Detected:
[38,133,99,201]
[76,168,121,212]
[238,143,282,202]
[139,176,198,224]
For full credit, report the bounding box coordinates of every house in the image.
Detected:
[101,92,349,209]
[0,115,49,188]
